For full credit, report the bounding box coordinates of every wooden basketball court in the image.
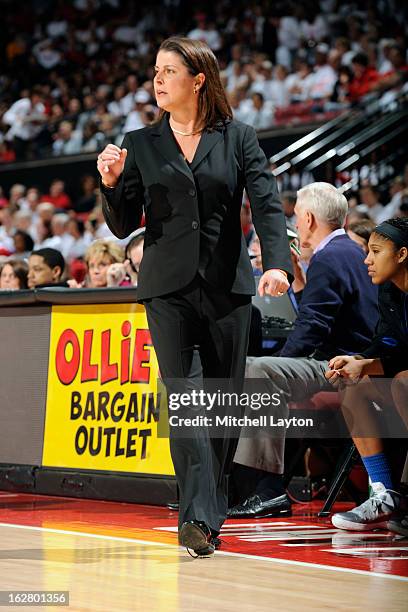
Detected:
[0,492,406,611]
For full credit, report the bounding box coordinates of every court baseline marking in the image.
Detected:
[1,522,407,582]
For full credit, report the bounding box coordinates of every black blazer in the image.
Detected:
[101,116,293,301]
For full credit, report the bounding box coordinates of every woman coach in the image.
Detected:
[97,37,293,557]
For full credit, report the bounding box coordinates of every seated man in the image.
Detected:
[230,182,379,518]
[326,217,408,536]
[27,247,66,288]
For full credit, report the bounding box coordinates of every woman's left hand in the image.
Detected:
[258,269,290,297]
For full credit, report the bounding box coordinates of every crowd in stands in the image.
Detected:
[0,161,407,291]
[0,0,407,162]
[0,0,407,289]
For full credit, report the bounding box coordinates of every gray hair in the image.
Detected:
[296,182,348,228]
[51,213,69,227]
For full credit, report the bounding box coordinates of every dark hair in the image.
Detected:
[0,259,29,289]
[31,85,44,98]
[373,217,408,250]
[31,248,65,274]
[157,37,233,129]
[352,52,369,68]
[252,92,264,102]
[348,219,376,243]
[14,230,34,252]
[338,65,353,79]
[69,217,85,236]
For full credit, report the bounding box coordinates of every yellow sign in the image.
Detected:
[42,304,174,476]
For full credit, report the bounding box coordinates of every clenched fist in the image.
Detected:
[97,144,128,188]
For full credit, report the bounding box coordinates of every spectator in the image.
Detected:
[334,37,355,67]
[374,45,408,91]
[21,187,41,214]
[187,14,222,51]
[0,0,406,164]
[298,4,328,45]
[27,247,65,288]
[32,38,62,70]
[36,202,56,224]
[73,175,98,214]
[276,13,301,69]
[77,94,97,131]
[121,74,140,116]
[2,87,47,160]
[308,44,337,100]
[84,239,125,288]
[286,58,315,103]
[52,121,82,156]
[252,62,290,108]
[42,213,74,257]
[65,98,82,127]
[12,230,34,259]
[348,52,379,101]
[346,218,376,253]
[0,259,29,290]
[356,185,385,222]
[0,207,14,253]
[123,89,151,133]
[241,93,274,130]
[225,61,250,93]
[377,39,395,74]
[13,210,33,235]
[41,179,71,210]
[330,65,353,105]
[65,217,93,261]
[8,184,27,213]
[80,120,105,153]
[377,176,407,223]
[107,84,127,118]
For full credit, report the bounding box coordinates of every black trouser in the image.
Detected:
[144,275,251,534]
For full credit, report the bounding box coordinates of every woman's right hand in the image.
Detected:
[97,144,128,187]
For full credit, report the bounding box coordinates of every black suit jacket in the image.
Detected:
[101,116,293,301]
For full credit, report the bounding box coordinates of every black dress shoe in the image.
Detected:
[227,493,292,518]
[179,521,215,557]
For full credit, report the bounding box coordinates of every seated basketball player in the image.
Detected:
[327,217,408,537]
